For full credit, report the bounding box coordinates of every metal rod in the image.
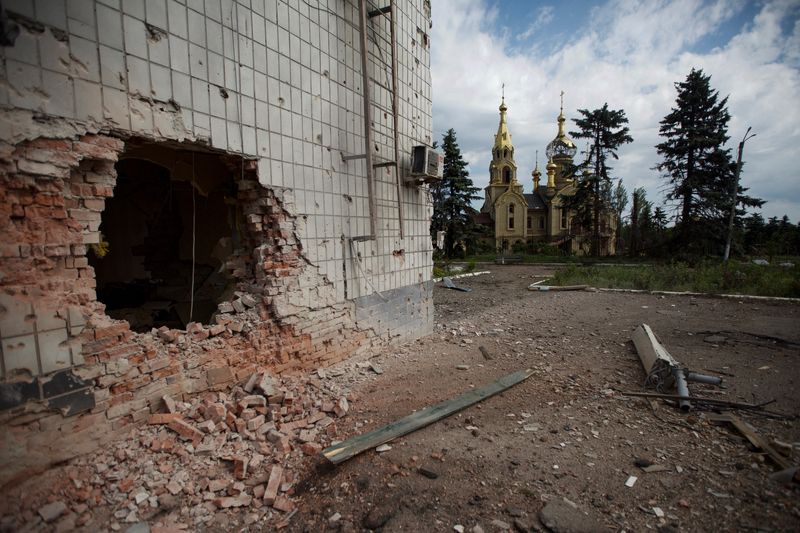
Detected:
[341,153,367,161]
[358,0,377,240]
[620,391,770,410]
[368,6,391,17]
[389,0,404,238]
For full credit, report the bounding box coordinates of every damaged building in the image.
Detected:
[0,0,435,485]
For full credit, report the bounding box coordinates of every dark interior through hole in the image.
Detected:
[89,144,241,332]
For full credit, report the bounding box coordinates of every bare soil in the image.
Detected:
[3,265,800,532]
[292,266,800,532]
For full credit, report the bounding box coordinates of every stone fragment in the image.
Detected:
[209,324,226,336]
[240,294,257,307]
[232,299,246,313]
[363,506,395,530]
[217,301,235,314]
[334,397,349,417]
[166,481,182,495]
[375,444,391,453]
[490,519,510,530]
[257,374,277,396]
[538,499,602,533]
[38,501,67,522]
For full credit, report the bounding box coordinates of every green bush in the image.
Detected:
[549,261,800,298]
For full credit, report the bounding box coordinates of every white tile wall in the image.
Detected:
[1,0,434,303]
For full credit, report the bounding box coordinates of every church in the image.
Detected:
[477,95,616,256]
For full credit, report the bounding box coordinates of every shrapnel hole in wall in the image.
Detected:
[88,142,243,332]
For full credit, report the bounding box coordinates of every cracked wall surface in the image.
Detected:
[0,0,434,485]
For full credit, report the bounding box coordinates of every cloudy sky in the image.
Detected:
[430,0,800,222]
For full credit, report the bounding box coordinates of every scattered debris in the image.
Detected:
[375,444,392,453]
[418,467,439,479]
[478,346,493,360]
[625,476,638,487]
[527,284,588,292]
[442,277,473,292]
[322,368,535,464]
[632,323,723,411]
[708,413,793,470]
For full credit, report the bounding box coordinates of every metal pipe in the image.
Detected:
[358,0,377,239]
[671,367,691,412]
[389,0,404,238]
[685,372,723,386]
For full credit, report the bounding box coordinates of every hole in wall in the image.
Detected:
[89,142,243,332]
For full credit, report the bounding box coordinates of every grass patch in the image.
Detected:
[549,262,800,298]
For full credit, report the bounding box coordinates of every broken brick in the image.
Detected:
[230,455,248,480]
[147,413,183,425]
[272,495,294,512]
[167,418,204,445]
[264,465,283,505]
[301,442,323,456]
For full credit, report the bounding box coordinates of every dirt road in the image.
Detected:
[293,266,800,532]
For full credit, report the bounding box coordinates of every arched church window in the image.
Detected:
[503,149,508,159]
[503,167,511,183]
[560,209,568,229]
[508,204,514,230]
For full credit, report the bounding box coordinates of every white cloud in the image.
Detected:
[431,0,800,221]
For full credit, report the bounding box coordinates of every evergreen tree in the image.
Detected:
[610,179,628,253]
[566,104,633,256]
[655,68,762,255]
[430,129,480,257]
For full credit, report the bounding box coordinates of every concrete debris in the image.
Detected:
[38,501,67,522]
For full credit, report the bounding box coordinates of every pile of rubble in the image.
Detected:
[1,369,354,532]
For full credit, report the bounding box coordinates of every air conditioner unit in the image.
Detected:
[408,145,443,183]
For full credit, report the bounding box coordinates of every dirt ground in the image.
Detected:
[3,265,799,532]
[291,265,800,532]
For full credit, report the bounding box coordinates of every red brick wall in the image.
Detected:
[0,134,372,486]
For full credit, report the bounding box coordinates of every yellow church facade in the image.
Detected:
[478,97,616,256]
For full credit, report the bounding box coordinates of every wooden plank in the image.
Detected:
[708,414,792,470]
[322,368,535,465]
